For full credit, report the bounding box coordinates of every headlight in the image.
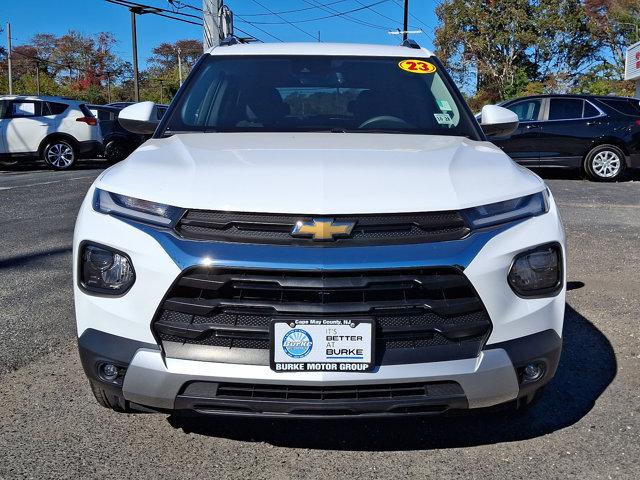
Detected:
[508,243,562,297]
[462,190,550,228]
[93,188,185,227]
[80,243,135,295]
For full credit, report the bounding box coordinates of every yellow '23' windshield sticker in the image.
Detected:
[398,59,437,74]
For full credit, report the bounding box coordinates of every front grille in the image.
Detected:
[175,210,470,246]
[153,267,492,365]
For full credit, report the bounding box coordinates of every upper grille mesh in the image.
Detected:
[175,210,470,245]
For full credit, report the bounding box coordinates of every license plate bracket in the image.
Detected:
[270,318,375,373]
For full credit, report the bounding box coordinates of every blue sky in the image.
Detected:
[0,0,439,69]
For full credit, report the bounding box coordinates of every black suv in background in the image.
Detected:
[89,105,146,163]
[89,104,169,163]
[489,95,640,181]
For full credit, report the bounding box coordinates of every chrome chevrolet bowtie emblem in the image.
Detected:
[291,218,356,241]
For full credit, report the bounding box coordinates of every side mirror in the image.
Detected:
[118,101,160,135]
[479,105,519,137]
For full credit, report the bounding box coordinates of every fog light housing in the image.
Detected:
[508,243,562,297]
[97,362,126,384]
[79,243,135,295]
[523,363,543,382]
[520,362,545,384]
[99,363,120,381]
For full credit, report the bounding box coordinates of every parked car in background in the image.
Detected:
[89,105,146,163]
[0,95,102,170]
[487,94,640,181]
[107,102,135,109]
[107,102,169,119]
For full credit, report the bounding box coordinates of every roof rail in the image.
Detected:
[402,39,421,49]
[220,36,240,46]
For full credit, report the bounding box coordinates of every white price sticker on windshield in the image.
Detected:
[434,113,453,125]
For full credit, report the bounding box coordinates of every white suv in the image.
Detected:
[74,41,565,417]
[0,95,102,170]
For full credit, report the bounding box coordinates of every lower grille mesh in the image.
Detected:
[182,381,464,401]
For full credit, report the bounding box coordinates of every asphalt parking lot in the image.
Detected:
[0,160,638,479]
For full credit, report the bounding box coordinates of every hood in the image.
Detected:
[97,132,545,214]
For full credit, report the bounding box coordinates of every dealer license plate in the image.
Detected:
[270,319,375,373]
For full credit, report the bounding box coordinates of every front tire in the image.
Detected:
[584,144,626,181]
[104,138,132,163]
[43,140,77,170]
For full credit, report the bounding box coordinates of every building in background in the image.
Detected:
[625,41,640,98]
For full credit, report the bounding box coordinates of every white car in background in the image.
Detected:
[0,95,102,170]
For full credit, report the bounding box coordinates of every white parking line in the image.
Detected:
[0,176,96,191]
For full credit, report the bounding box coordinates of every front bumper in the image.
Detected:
[79,328,561,416]
[74,184,566,416]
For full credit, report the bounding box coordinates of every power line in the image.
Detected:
[104,0,203,25]
[231,24,266,42]
[153,10,202,25]
[249,0,319,41]
[301,0,391,31]
[353,0,404,27]
[236,0,351,17]
[391,0,434,40]
[243,0,392,29]
[168,1,275,43]
[234,18,283,42]
[106,0,201,19]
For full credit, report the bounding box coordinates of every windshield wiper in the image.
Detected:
[162,128,218,137]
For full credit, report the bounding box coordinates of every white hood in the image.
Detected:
[97,132,544,214]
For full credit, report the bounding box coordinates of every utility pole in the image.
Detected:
[130,9,140,102]
[203,0,221,49]
[125,5,161,102]
[157,79,164,103]
[177,46,183,86]
[107,3,160,102]
[403,0,409,41]
[106,2,162,102]
[35,61,40,95]
[106,74,112,103]
[7,22,13,95]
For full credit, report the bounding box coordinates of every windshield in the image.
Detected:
[161,55,478,138]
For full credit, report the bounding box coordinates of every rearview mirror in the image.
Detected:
[118,102,160,135]
[479,105,519,137]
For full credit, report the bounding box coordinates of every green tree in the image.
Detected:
[435,0,600,103]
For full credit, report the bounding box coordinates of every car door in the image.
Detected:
[0,101,8,154]
[490,98,544,166]
[5,100,56,154]
[538,98,607,167]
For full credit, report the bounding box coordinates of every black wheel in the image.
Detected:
[89,380,134,413]
[104,139,132,163]
[584,144,626,181]
[43,139,77,170]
